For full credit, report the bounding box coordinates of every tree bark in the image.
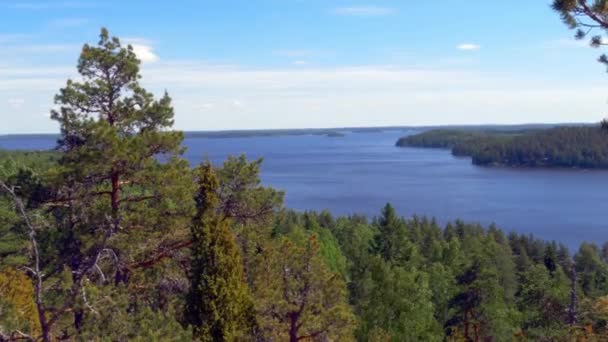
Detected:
[289,312,299,342]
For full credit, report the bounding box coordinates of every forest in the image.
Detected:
[396,126,608,168]
[3,23,608,341]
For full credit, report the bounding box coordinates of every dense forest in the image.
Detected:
[3,29,608,341]
[5,149,608,341]
[396,126,608,168]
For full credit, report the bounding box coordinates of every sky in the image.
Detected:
[1,0,608,134]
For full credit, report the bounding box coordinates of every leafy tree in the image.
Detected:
[78,305,193,342]
[575,243,608,297]
[0,268,40,338]
[252,232,356,341]
[185,163,253,341]
[446,259,519,341]
[356,257,441,341]
[517,264,570,339]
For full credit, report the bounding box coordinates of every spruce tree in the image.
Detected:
[373,203,417,265]
[186,163,253,341]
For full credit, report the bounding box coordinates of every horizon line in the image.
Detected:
[0,121,597,137]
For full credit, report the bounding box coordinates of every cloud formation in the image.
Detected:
[7,98,25,109]
[457,43,480,51]
[1,59,606,133]
[131,44,159,63]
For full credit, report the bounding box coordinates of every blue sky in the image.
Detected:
[1,0,608,133]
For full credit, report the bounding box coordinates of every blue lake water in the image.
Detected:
[1,130,607,251]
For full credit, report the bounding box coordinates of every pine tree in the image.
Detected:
[252,231,356,341]
[49,26,195,278]
[14,27,196,337]
[186,163,253,341]
[552,0,608,71]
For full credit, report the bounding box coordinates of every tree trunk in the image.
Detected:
[568,262,578,326]
[464,310,470,341]
[110,170,119,221]
[473,323,479,342]
[289,312,299,342]
[38,312,51,342]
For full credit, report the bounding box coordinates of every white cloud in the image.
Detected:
[7,98,25,109]
[1,59,607,133]
[457,43,480,51]
[333,6,396,16]
[130,44,159,64]
[294,60,308,65]
[122,38,159,63]
[132,62,606,130]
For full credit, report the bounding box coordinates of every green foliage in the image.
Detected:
[0,28,196,340]
[186,163,254,341]
[552,0,608,71]
[356,256,441,341]
[399,126,608,168]
[516,264,570,339]
[215,155,284,225]
[0,269,40,337]
[78,305,192,342]
[575,243,608,297]
[396,129,506,149]
[0,154,53,269]
[0,150,57,172]
[373,203,418,265]
[252,231,356,341]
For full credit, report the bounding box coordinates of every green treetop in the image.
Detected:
[186,163,254,341]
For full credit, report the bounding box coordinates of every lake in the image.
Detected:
[1,130,606,251]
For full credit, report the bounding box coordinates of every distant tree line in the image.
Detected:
[397,126,608,168]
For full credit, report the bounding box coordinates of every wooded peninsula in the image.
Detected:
[396,126,608,168]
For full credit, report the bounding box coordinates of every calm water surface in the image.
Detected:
[2,131,606,250]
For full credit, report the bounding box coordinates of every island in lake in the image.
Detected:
[396,126,608,168]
